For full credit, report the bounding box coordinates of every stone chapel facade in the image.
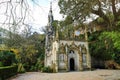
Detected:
[44,3,91,72]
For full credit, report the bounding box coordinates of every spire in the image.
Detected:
[50,2,52,12]
[48,1,54,26]
[49,1,52,15]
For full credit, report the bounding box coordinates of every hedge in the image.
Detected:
[0,65,18,80]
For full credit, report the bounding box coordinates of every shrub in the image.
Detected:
[0,50,17,66]
[41,66,53,73]
[34,59,44,71]
[30,65,36,71]
[17,63,26,73]
[0,62,3,67]
[0,65,18,80]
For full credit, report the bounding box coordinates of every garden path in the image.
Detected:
[8,69,120,80]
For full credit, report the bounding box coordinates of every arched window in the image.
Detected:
[83,54,86,63]
[82,53,87,66]
[59,54,64,62]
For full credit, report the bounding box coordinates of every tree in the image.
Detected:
[28,32,45,61]
[89,30,120,65]
[100,31,120,50]
[4,33,25,49]
[58,0,120,29]
[100,31,120,63]
[4,30,45,71]
[0,0,45,71]
[89,31,112,60]
[0,0,35,49]
[0,0,32,31]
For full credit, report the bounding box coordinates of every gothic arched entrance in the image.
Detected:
[70,58,75,71]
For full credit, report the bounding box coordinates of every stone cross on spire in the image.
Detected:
[50,2,52,12]
[48,1,54,26]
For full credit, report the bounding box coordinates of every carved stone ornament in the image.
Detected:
[69,41,79,50]
[59,43,66,54]
[81,45,87,54]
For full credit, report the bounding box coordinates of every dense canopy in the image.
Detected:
[59,0,120,28]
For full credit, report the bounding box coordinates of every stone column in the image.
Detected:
[44,50,47,67]
[55,51,58,72]
[79,50,83,71]
[65,46,68,71]
[86,42,91,70]
[55,41,59,72]
[85,25,91,70]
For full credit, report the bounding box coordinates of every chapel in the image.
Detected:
[44,3,91,72]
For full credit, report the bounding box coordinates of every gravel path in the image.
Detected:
[8,69,120,80]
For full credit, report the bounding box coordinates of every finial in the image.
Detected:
[50,2,52,11]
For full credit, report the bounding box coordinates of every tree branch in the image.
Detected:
[111,0,117,21]
[92,9,110,23]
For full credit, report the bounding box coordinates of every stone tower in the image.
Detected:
[45,2,55,67]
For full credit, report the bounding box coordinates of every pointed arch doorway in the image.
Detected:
[70,58,75,71]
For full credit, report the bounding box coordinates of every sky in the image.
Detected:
[0,0,62,34]
[28,0,63,33]
[0,0,97,34]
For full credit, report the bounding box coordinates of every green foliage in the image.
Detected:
[4,32,45,71]
[19,44,37,63]
[35,58,44,71]
[89,31,120,63]
[30,58,43,71]
[0,65,18,80]
[116,21,120,26]
[106,12,114,22]
[0,50,17,66]
[89,31,113,60]
[54,20,80,40]
[63,16,73,25]
[41,66,53,73]
[58,0,120,29]
[99,31,120,63]
[0,62,3,67]
[4,33,25,48]
[114,51,120,64]
[97,17,104,23]
[100,31,120,50]
[58,0,94,22]
[17,63,26,73]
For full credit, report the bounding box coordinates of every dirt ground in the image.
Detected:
[8,69,120,80]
